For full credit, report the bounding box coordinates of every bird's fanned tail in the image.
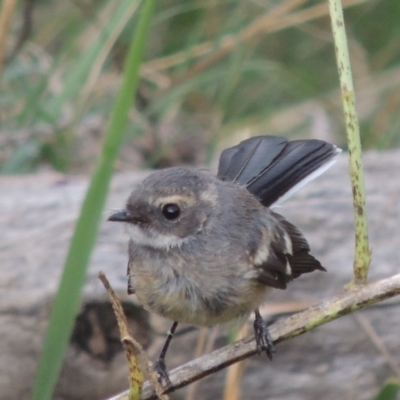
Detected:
[217,135,341,207]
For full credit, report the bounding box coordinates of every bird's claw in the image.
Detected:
[153,358,172,387]
[253,314,275,360]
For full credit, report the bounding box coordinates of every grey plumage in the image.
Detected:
[109,135,339,377]
[118,166,325,326]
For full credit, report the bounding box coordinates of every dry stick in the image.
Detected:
[328,0,371,285]
[108,273,400,400]
[98,272,146,400]
[98,272,168,400]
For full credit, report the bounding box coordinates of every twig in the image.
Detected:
[328,0,371,284]
[108,273,400,400]
[98,272,168,400]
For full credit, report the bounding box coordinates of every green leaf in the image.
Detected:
[374,380,400,400]
[31,1,157,400]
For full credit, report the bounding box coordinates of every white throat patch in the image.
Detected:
[126,224,189,250]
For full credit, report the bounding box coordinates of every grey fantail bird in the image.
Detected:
[109,135,340,384]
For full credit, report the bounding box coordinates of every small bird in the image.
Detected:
[109,135,340,384]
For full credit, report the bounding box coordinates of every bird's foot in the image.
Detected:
[253,311,275,360]
[153,358,172,387]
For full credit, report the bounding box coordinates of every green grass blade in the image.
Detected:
[31,2,156,400]
[374,380,400,400]
[45,0,140,121]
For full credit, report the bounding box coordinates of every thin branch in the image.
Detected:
[108,273,400,400]
[328,0,371,284]
[99,272,168,400]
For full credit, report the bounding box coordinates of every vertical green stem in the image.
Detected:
[31,2,156,400]
[328,0,371,285]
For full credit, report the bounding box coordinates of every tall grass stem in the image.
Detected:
[31,2,156,399]
[328,0,371,285]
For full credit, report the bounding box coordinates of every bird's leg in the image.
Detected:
[253,309,275,360]
[153,321,178,386]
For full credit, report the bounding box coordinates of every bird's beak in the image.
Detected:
[108,210,130,222]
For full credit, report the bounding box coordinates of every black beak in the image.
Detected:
[108,210,130,222]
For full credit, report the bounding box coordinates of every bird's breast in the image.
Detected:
[129,245,267,326]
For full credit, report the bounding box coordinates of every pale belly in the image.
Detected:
[131,263,269,326]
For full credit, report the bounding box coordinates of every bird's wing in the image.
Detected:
[254,212,326,290]
[217,135,340,207]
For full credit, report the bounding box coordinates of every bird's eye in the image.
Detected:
[162,203,181,220]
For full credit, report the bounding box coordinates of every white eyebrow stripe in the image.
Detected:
[151,194,196,208]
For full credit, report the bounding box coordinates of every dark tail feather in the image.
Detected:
[217,135,340,207]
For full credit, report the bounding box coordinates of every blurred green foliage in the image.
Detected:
[374,379,400,400]
[1,0,400,174]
